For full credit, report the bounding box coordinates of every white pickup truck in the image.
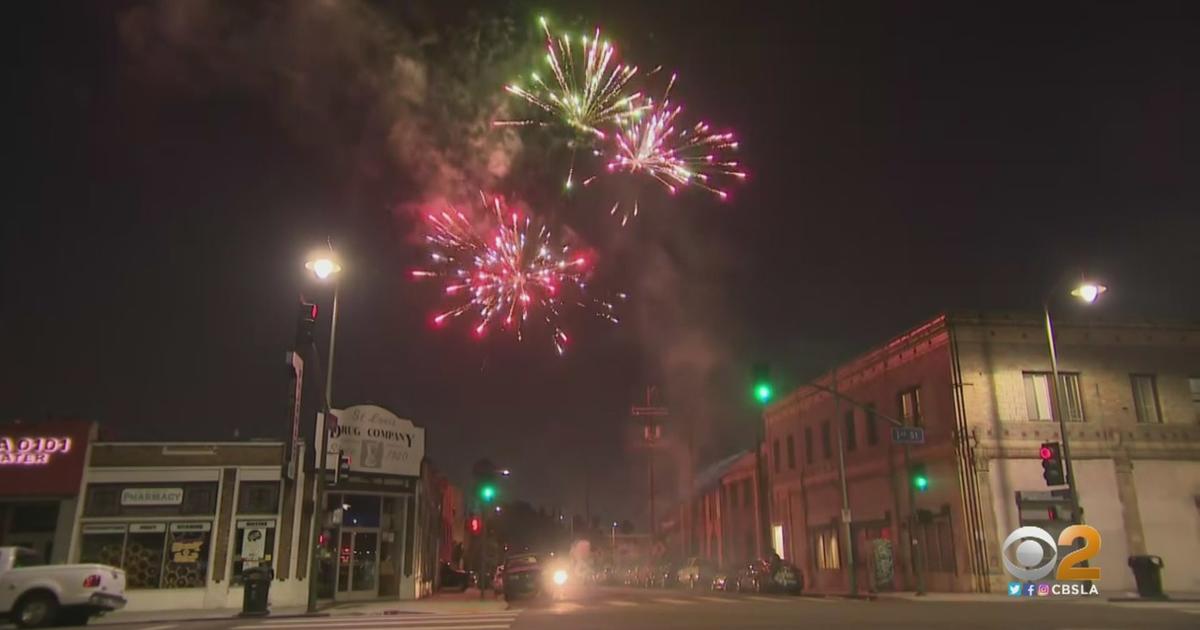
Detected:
[0,547,126,628]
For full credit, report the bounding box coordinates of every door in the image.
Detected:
[335,529,380,599]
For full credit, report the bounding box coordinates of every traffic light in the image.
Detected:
[329,451,350,486]
[297,301,318,345]
[752,363,773,405]
[910,463,929,492]
[1040,442,1065,486]
[468,515,482,535]
[479,483,497,503]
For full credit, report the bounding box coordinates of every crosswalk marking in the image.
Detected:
[652,597,692,605]
[549,602,583,613]
[239,614,519,630]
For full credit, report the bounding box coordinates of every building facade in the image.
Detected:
[665,450,766,571]
[763,313,1200,595]
[0,419,96,564]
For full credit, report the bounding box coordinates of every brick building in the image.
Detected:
[763,313,1200,595]
[677,450,765,569]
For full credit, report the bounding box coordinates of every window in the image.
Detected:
[1023,372,1084,422]
[804,427,814,465]
[231,520,277,583]
[786,435,796,470]
[772,525,786,560]
[1131,375,1162,423]
[237,482,280,515]
[78,522,211,589]
[821,421,832,459]
[813,527,840,570]
[899,388,922,427]
[1191,378,1200,423]
[865,403,879,446]
[844,411,857,452]
[772,439,781,474]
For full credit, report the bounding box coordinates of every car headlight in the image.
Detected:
[552,569,569,586]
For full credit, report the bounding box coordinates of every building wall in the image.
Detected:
[1131,460,1200,592]
[762,314,1200,595]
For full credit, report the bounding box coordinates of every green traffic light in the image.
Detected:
[754,383,774,405]
[480,484,497,503]
[913,475,929,491]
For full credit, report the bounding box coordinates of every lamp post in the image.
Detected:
[1044,280,1107,527]
[303,251,341,613]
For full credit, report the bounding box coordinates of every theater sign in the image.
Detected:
[327,405,425,478]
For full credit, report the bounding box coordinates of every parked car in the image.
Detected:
[676,557,717,590]
[438,561,470,592]
[0,546,126,628]
[733,559,803,595]
[711,570,734,591]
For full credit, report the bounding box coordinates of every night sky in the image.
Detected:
[4,1,1197,528]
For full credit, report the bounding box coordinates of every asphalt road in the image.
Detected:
[18,588,1199,630]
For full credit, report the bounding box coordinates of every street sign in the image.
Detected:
[891,426,925,445]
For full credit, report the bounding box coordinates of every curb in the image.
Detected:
[96,612,331,626]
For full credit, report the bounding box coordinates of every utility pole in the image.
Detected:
[831,369,857,596]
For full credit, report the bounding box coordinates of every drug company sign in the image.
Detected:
[0,436,73,465]
[327,405,425,478]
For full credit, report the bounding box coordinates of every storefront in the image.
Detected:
[72,441,307,611]
[0,419,96,563]
[314,405,429,602]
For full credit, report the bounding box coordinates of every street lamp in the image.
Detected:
[303,249,342,614]
[1044,279,1107,527]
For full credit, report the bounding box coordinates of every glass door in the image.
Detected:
[334,529,379,599]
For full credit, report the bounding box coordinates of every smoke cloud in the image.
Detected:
[116,0,531,206]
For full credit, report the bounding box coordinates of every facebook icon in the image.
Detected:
[1025,584,1037,597]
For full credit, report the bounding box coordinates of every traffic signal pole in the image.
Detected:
[1043,305,1083,525]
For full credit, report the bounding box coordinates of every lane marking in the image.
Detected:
[696,596,736,604]
[747,595,786,603]
[652,597,693,605]
[238,618,516,630]
[605,600,638,607]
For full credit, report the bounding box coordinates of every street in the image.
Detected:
[32,588,1196,630]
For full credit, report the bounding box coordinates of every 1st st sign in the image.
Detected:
[891,426,925,445]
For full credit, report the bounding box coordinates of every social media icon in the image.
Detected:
[1025,584,1037,597]
[1037,583,1051,597]
[1007,582,1022,596]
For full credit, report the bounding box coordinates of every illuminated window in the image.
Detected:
[1131,374,1162,423]
[899,388,922,427]
[1023,372,1083,422]
[814,528,840,570]
[772,525,786,560]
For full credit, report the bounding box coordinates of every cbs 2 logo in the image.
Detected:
[1002,525,1101,581]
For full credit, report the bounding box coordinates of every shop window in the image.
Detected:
[237,481,280,515]
[84,487,121,517]
[813,527,840,570]
[124,524,166,589]
[231,520,277,584]
[181,485,218,515]
[163,523,212,588]
[341,494,381,528]
[78,522,210,589]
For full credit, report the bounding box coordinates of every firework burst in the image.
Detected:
[496,17,645,189]
[587,74,746,225]
[412,194,621,355]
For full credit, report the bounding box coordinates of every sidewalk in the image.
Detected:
[92,590,509,626]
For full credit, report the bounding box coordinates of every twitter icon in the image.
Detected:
[1007,582,1023,597]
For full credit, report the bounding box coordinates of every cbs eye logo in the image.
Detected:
[1001,525,1102,581]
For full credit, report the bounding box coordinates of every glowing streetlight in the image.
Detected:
[305,257,342,281]
[1070,282,1107,304]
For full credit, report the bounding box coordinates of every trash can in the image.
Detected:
[1127,555,1165,598]
[241,566,273,616]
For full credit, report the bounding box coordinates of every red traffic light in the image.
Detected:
[1039,446,1053,460]
[468,516,482,535]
